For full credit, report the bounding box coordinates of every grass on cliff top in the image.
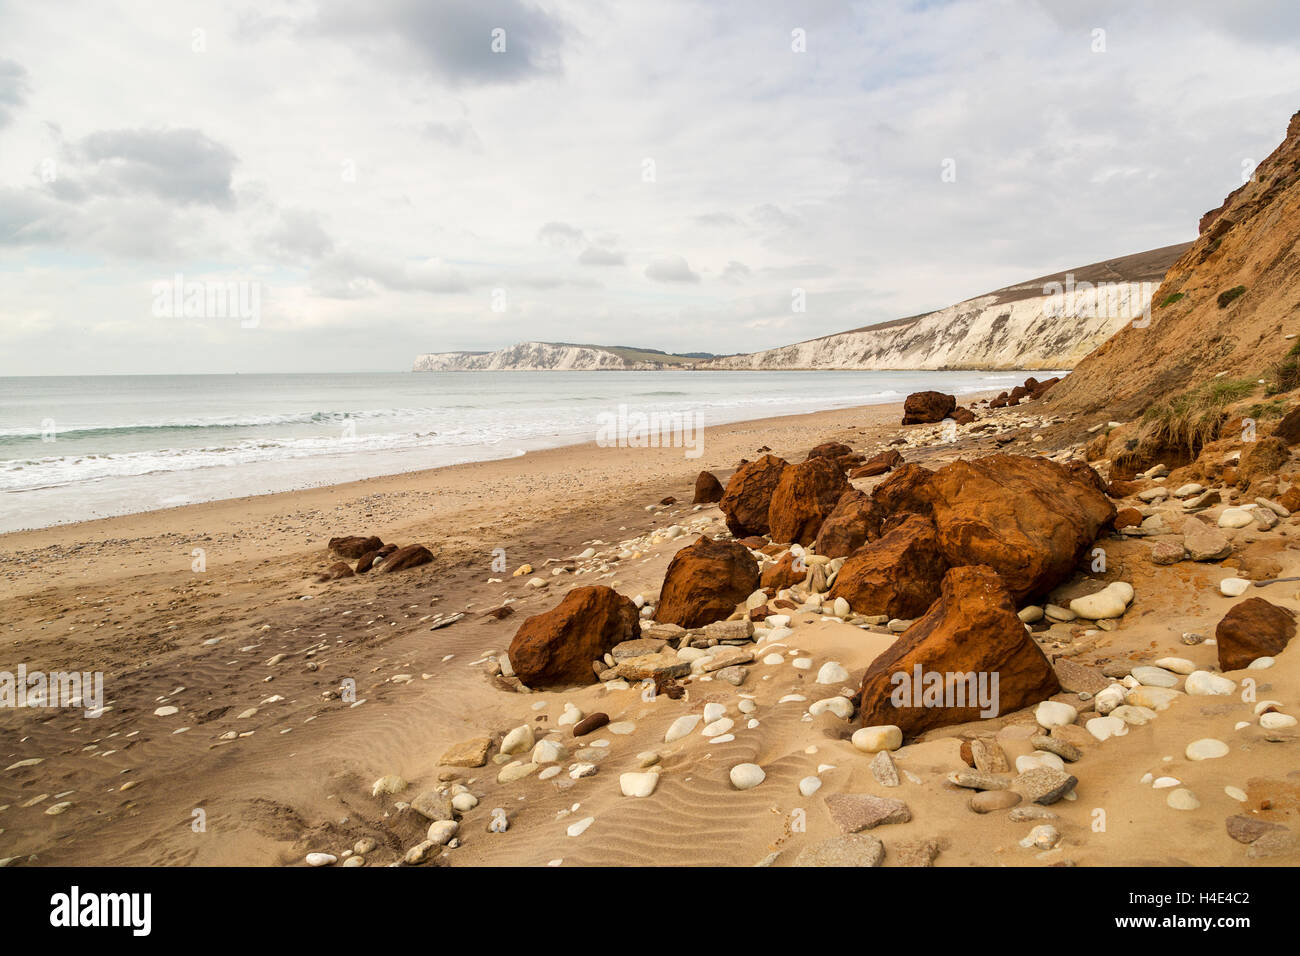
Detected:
[1265,339,1300,396]
[1138,377,1258,458]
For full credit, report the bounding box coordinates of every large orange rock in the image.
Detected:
[813,489,884,558]
[871,455,1114,602]
[768,456,850,546]
[827,514,948,619]
[509,586,640,687]
[655,536,761,629]
[856,565,1061,739]
[901,391,956,425]
[760,551,806,590]
[719,454,789,537]
[1215,597,1296,671]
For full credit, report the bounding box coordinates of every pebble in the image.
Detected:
[1166,788,1201,810]
[702,717,734,736]
[798,776,822,797]
[566,816,595,837]
[497,761,539,783]
[1131,666,1180,688]
[1153,657,1196,675]
[1019,824,1060,850]
[426,820,458,845]
[1035,701,1078,729]
[1030,734,1081,762]
[1185,671,1236,696]
[1218,508,1254,528]
[794,834,884,867]
[1015,767,1078,804]
[947,770,1010,791]
[1219,577,1250,597]
[729,763,766,790]
[306,852,336,867]
[824,793,912,832]
[664,715,700,742]
[870,750,900,788]
[1086,716,1128,741]
[851,725,902,753]
[815,661,850,684]
[808,696,854,720]
[153,706,178,717]
[569,763,598,779]
[531,740,565,764]
[1185,738,1229,761]
[451,792,478,812]
[571,713,608,736]
[370,774,406,796]
[969,790,1022,813]
[500,724,535,755]
[619,772,659,797]
[1260,712,1298,729]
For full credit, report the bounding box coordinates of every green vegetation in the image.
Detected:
[1265,339,1300,395]
[1158,292,1185,308]
[1217,285,1247,308]
[1247,398,1288,420]
[1138,377,1257,459]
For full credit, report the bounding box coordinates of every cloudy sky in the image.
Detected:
[1,0,1297,375]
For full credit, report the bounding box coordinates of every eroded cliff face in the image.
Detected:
[414,342,631,371]
[1047,110,1300,420]
[703,245,1188,372]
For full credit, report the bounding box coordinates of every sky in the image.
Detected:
[1,0,1298,375]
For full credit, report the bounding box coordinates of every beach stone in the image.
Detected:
[947,770,1010,791]
[616,653,690,681]
[1126,686,1182,710]
[855,566,1060,737]
[451,792,478,813]
[768,455,851,546]
[1069,583,1130,620]
[794,834,885,867]
[1131,666,1180,688]
[704,619,753,642]
[1182,519,1232,560]
[1185,738,1229,761]
[1149,541,1185,565]
[404,841,439,864]
[828,514,948,619]
[305,852,337,867]
[1153,656,1196,675]
[902,390,956,424]
[969,789,1022,813]
[702,717,734,737]
[655,536,761,629]
[370,774,406,796]
[1018,605,1044,623]
[715,665,750,686]
[380,543,433,574]
[1009,806,1057,822]
[970,738,1010,773]
[851,725,902,753]
[1218,508,1254,528]
[1110,705,1157,726]
[816,661,850,685]
[497,761,539,783]
[500,724,534,756]
[719,453,789,537]
[894,838,943,867]
[328,535,383,559]
[809,696,854,720]
[694,470,724,504]
[426,820,458,845]
[1261,712,1298,729]
[1015,767,1077,805]
[1035,701,1078,729]
[699,646,754,672]
[1225,814,1288,844]
[1053,660,1109,696]
[1219,577,1250,597]
[869,750,900,787]
[799,776,823,797]
[729,763,766,790]
[410,791,455,822]
[1185,670,1236,696]
[1166,788,1201,811]
[509,585,640,687]
[1247,830,1299,859]
[1030,734,1082,762]
[1020,825,1061,850]
[531,740,565,764]
[610,638,666,661]
[572,713,610,737]
[825,793,912,832]
[664,714,701,742]
[1215,597,1296,671]
[1086,715,1128,741]
[619,772,659,798]
[440,737,491,768]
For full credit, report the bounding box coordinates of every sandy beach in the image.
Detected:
[3,386,1297,869]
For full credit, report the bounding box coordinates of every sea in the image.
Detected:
[0,370,1056,533]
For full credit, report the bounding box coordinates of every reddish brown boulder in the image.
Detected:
[693,471,725,504]
[655,536,761,629]
[1107,479,1145,498]
[813,489,885,559]
[1278,485,1300,512]
[761,552,806,590]
[856,565,1062,738]
[768,456,851,545]
[850,449,905,479]
[329,535,384,559]
[356,544,398,573]
[902,391,956,425]
[1273,406,1300,445]
[828,514,948,619]
[509,586,640,687]
[379,543,433,574]
[806,441,853,461]
[1009,385,1029,401]
[1060,459,1109,494]
[1215,597,1296,671]
[316,561,355,582]
[1237,436,1290,490]
[951,407,976,425]
[1028,377,1061,400]
[719,454,789,537]
[1114,508,1143,530]
[915,455,1115,602]
[871,463,935,516]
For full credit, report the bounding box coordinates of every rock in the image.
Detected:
[855,565,1060,738]
[902,390,956,425]
[440,737,491,768]
[715,665,750,686]
[370,774,406,796]
[1131,666,1180,688]
[664,715,701,742]
[1035,701,1078,729]
[654,536,761,629]
[812,489,885,558]
[970,738,1011,773]
[497,761,539,783]
[1009,806,1057,822]
[404,841,439,865]
[1020,825,1061,850]
[316,561,355,582]
[948,770,1010,791]
[619,772,659,797]
[451,792,478,813]
[1247,829,1299,858]
[1182,518,1233,560]
[1185,738,1229,761]
[851,725,902,753]
[531,740,565,764]
[379,543,433,574]
[693,471,725,504]
[328,535,383,559]
[1185,670,1236,696]
[824,793,912,832]
[760,552,806,591]
[827,514,948,619]
[1226,814,1288,844]
[411,791,455,821]
[815,661,850,685]
[1031,734,1082,762]
[1215,597,1296,671]
[306,852,337,867]
[1053,660,1110,696]
[1125,685,1182,710]
[1015,767,1077,805]
[850,449,905,479]
[969,790,1022,813]
[426,820,459,845]
[729,763,766,790]
[1069,582,1132,620]
[809,696,854,719]
[1218,507,1255,529]
[500,724,535,756]
[719,454,789,537]
[1220,577,1250,597]
[572,713,610,736]
[1019,605,1045,623]
[1236,435,1289,490]
[794,834,885,867]
[799,776,823,797]
[1167,788,1201,811]
[768,456,851,546]
[509,585,640,687]
[615,653,690,681]
[611,638,667,661]
[1149,541,1185,565]
[869,750,900,787]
